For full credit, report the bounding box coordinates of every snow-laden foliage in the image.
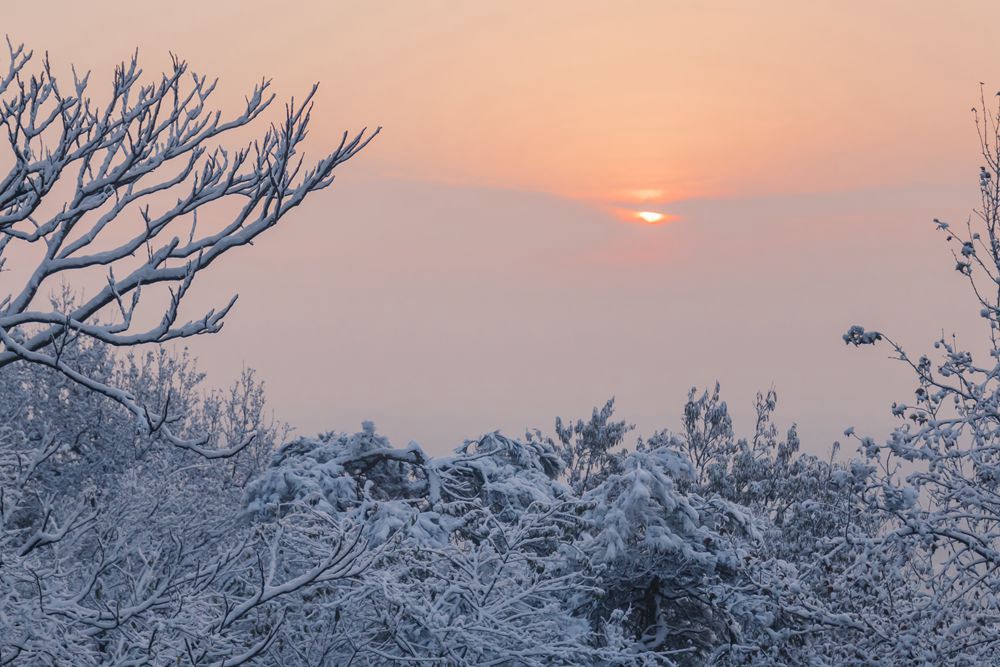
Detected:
[0,332,943,664]
[0,340,969,665]
[1,342,875,665]
[579,444,748,661]
[240,393,882,665]
[832,90,1000,664]
[0,339,360,664]
[243,427,606,664]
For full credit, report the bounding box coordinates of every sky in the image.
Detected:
[4,2,999,454]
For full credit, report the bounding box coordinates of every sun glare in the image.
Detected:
[637,211,665,224]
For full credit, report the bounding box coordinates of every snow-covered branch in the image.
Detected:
[0,43,376,454]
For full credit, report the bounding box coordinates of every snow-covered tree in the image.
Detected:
[614,386,894,666]
[0,335,368,664]
[577,442,751,662]
[0,42,376,454]
[547,397,792,663]
[243,424,615,665]
[555,398,632,495]
[835,89,1000,663]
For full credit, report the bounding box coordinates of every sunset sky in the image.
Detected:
[6,2,999,453]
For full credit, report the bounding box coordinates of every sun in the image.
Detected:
[607,206,678,226]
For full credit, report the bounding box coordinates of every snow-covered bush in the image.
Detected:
[0,337,346,664]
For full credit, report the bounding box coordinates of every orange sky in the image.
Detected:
[5,2,990,200]
[4,3,999,451]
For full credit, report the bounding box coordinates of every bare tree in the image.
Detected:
[0,41,377,455]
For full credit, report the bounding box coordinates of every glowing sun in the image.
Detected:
[636,211,665,224]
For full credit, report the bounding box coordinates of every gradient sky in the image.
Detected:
[6,2,999,453]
